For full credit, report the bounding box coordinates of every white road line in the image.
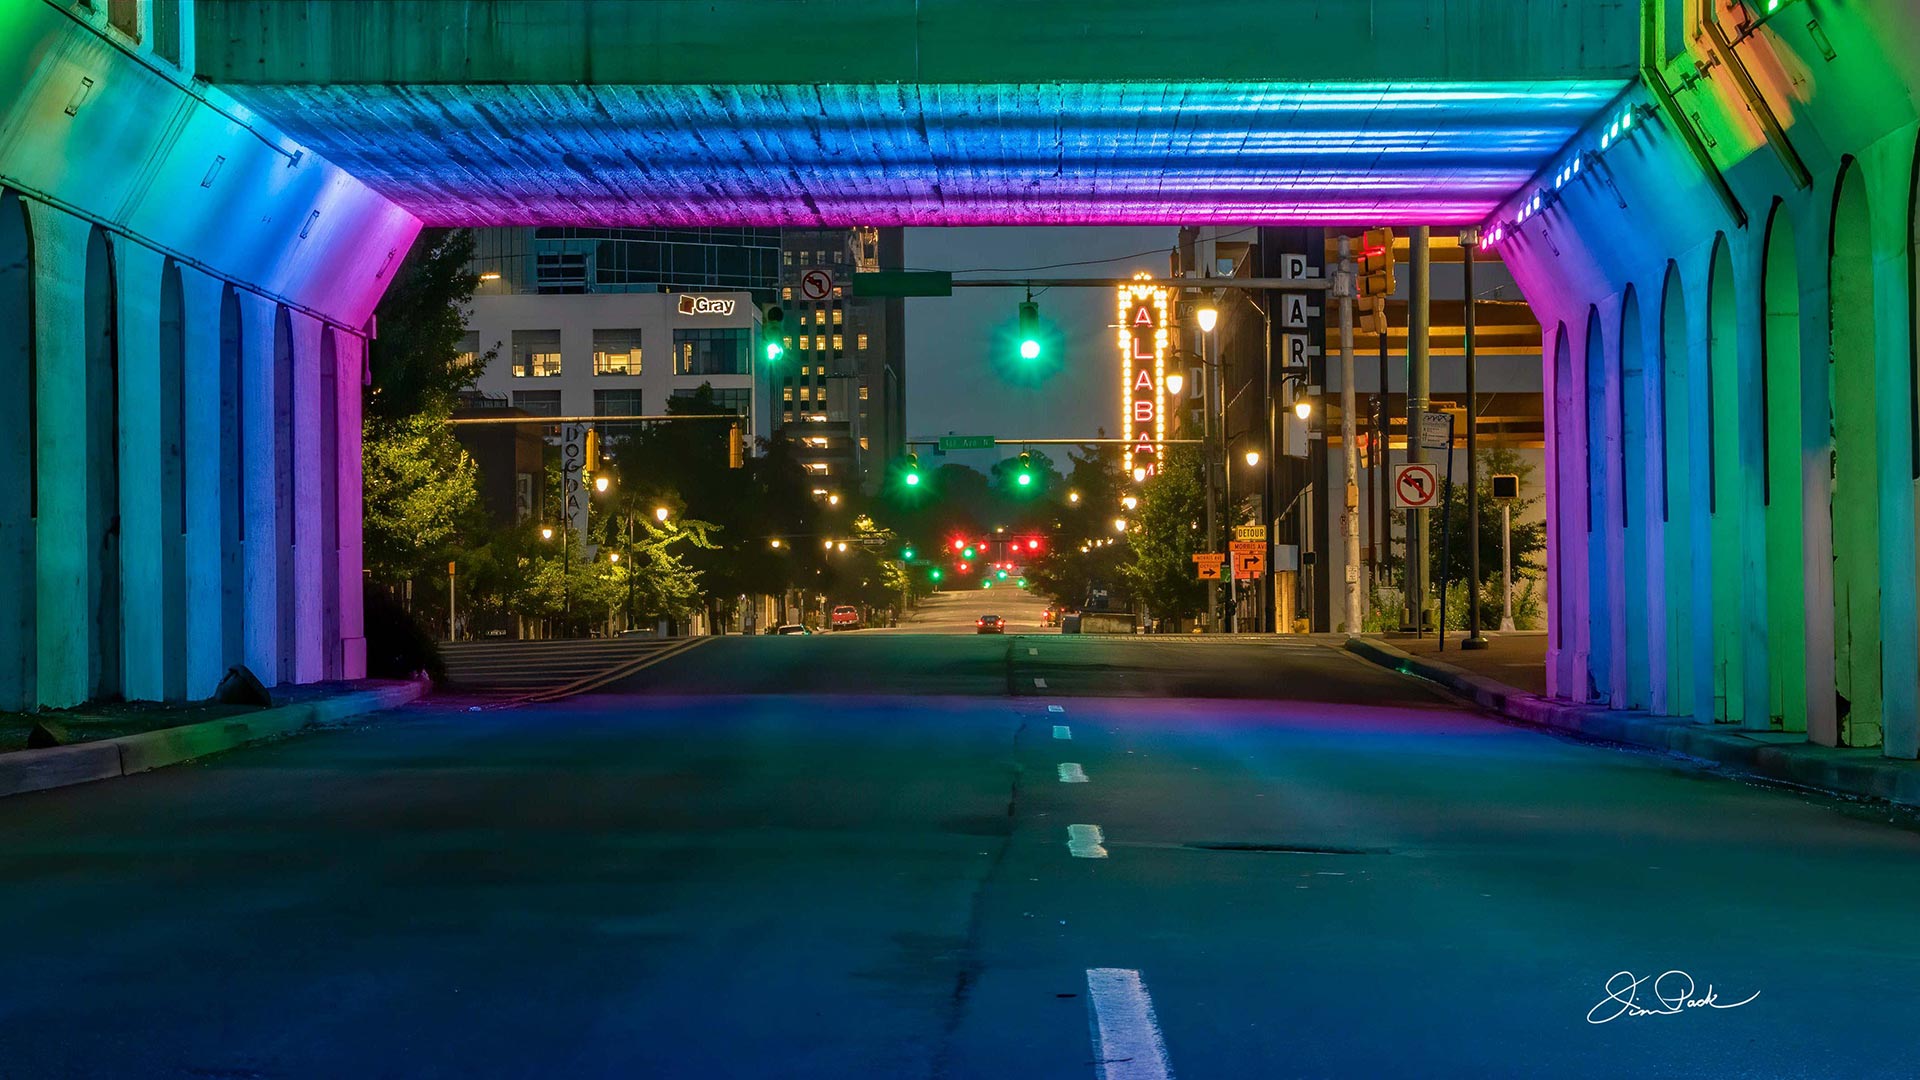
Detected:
[1052,724,1072,740]
[1048,704,1065,713]
[1057,762,1089,783]
[1067,824,1108,858]
[1034,677,1048,689]
[1086,968,1174,1080]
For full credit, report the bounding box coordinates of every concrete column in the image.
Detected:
[1541,324,1564,699]
[288,311,326,684]
[1796,193,1839,746]
[1636,289,1670,716]
[235,291,280,686]
[336,332,367,679]
[178,265,229,699]
[0,192,32,713]
[1865,144,1918,759]
[26,202,91,709]
[115,242,166,702]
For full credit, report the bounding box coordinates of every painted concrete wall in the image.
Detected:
[0,1,417,708]
[1488,0,1920,758]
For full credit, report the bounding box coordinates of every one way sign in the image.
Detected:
[1391,462,1439,510]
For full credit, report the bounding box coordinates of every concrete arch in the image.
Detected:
[1707,234,1745,725]
[273,305,296,683]
[1584,305,1614,703]
[1762,201,1808,732]
[219,285,246,671]
[0,191,32,712]
[84,226,120,701]
[1661,261,1711,723]
[1619,287,1652,709]
[1549,321,1579,696]
[319,328,343,678]
[1831,157,1883,747]
[159,259,187,700]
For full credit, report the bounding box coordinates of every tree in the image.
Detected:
[1121,445,1208,625]
[365,229,493,422]
[1427,447,1547,593]
[362,411,481,586]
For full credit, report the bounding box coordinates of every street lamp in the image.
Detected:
[770,538,783,549]
[1293,398,1312,421]
[1196,305,1219,334]
[1068,490,1081,504]
[837,542,847,552]
[828,493,841,506]
[1164,373,1185,398]
[1245,449,1261,468]
[540,526,553,541]
[608,551,621,564]
[594,475,611,494]
[654,506,671,523]
[1132,466,1148,482]
[1114,517,1128,532]
[1121,495,1138,510]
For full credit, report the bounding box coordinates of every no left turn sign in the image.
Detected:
[1392,462,1440,510]
[799,268,834,302]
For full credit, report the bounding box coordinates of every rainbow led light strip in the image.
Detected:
[1118,275,1170,479]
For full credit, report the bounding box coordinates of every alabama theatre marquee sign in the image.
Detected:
[1118,275,1170,480]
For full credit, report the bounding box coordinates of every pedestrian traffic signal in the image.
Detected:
[1359,228,1397,298]
[1018,300,1040,360]
[759,302,786,362]
[1358,294,1388,337]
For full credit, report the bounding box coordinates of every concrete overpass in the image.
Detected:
[10,0,1920,774]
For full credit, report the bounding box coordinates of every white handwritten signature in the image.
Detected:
[1587,970,1760,1024]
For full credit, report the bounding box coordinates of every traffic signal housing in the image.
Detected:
[903,452,922,487]
[1358,228,1396,298]
[728,424,744,468]
[759,302,786,362]
[1015,451,1033,488]
[1017,301,1040,360]
[1357,295,1388,337]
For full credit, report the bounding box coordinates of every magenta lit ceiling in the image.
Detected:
[219,80,1625,227]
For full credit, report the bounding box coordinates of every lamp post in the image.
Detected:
[1196,302,1221,631]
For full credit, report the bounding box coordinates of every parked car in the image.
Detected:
[775,624,812,635]
[830,605,862,630]
[976,614,1005,635]
[1042,608,1057,627]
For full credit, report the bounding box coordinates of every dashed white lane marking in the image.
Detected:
[1034,677,1049,689]
[1067,824,1108,858]
[1029,647,1039,656]
[1086,968,1173,1080]
[1057,762,1089,783]
[1052,724,1072,740]
[1048,704,1065,713]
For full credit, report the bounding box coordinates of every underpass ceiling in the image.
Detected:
[217,80,1627,227]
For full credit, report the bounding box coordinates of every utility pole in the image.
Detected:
[1201,327,1220,631]
[1461,228,1488,650]
[1336,236,1361,636]
[1405,226,1431,633]
[1262,298,1276,635]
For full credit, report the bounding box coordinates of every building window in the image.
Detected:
[108,0,139,39]
[858,385,869,401]
[592,328,642,375]
[595,388,644,441]
[455,332,479,378]
[832,334,843,351]
[672,387,751,418]
[783,251,794,266]
[511,390,562,417]
[832,309,843,326]
[152,0,182,63]
[512,329,562,377]
[782,286,792,301]
[782,387,794,402]
[857,333,869,350]
[859,437,869,450]
[799,387,812,401]
[799,335,811,351]
[536,251,589,293]
[672,327,750,375]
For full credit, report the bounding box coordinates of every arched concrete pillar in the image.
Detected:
[1663,261,1714,725]
[0,190,32,713]
[1620,287,1653,711]
[1546,322,1582,699]
[159,260,188,701]
[1706,235,1756,725]
[219,286,247,678]
[318,328,343,679]
[1763,202,1810,733]
[1638,279,1672,716]
[26,202,92,708]
[234,290,281,687]
[334,331,367,680]
[1583,306,1618,704]
[177,265,230,700]
[114,240,165,702]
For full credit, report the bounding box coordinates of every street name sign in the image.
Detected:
[937,435,995,451]
[1419,411,1454,451]
[1392,462,1440,509]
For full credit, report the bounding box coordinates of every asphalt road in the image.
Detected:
[3,634,1919,1077]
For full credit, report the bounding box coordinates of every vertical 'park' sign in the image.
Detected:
[1118,275,1169,480]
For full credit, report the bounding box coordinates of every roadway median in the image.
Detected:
[1346,635,1920,810]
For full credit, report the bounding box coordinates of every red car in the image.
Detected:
[976,614,1005,635]
[830,605,862,630]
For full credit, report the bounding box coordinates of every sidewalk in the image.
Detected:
[0,679,428,799]
[1347,635,1920,809]
[1370,630,1548,695]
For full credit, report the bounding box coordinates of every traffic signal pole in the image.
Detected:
[1405,227,1431,634]
[1336,237,1362,636]
[1461,229,1488,651]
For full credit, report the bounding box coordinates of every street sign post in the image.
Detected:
[936,435,996,451]
[1193,553,1226,580]
[1391,462,1439,510]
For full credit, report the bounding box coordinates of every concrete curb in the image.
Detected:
[1344,636,1920,809]
[0,680,429,799]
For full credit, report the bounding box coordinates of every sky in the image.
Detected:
[902,227,1178,468]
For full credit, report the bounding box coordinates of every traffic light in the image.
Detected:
[929,567,944,582]
[728,424,744,469]
[902,546,915,561]
[962,545,976,560]
[759,302,786,362]
[1018,300,1040,360]
[1357,294,1388,337]
[1358,228,1397,298]
[903,452,921,487]
[584,428,600,473]
[1015,451,1033,488]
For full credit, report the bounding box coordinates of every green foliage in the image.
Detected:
[366,229,493,422]
[1428,447,1546,591]
[362,410,481,586]
[1120,445,1208,622]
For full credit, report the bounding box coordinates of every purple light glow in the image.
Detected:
[220,80,1624,226]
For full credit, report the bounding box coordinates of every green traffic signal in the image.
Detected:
[902,547,915,561]
[981,579,992,589]
[1018,300,1040,360]
[1016,472,1031,487]
[1017,577,1028,587]
[962,546,976,560]
[929,568,943,581]
[996,569,1008,580]
[905,471,920,486]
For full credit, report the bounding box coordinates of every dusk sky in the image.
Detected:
[902,227,1178,464]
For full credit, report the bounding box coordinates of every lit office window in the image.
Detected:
[454,332,479,375]
[857,333,869,350]
[799,335,811,351]
[799,387,813,402]
[512,329,562,377]
[783,387,794,402]
[832,334,843,351]
[672,327,750,375]
[858,386,869,401]
[832,309,843,325]
[592,329,642,375]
